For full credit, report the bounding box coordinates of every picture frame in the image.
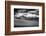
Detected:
[5,1,45,35]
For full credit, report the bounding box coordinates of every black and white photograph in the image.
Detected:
[5,1,45,35]
[14,8,39,27]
